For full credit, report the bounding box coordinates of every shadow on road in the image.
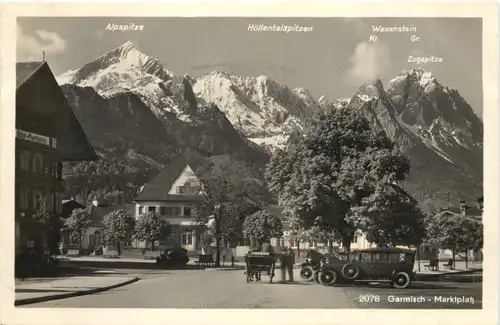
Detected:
[329,282,464,290]
[16,288,75,293]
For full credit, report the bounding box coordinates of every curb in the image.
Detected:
[15,277,139,306]
[205,267,245,271]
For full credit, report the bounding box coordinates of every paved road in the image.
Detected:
[24,269,481,309]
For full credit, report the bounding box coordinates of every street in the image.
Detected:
[24,268,482,309]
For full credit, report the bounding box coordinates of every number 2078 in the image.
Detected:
[359,295,381,303]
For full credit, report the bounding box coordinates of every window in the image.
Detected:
[51,161,58,177]
[181,232,193,245]
[33,189,44,210]
[138,206,144,215]
[170,227,178,239]
[164,207,181,216]
[160,206,167,215]
[33,153,43,173]
[19,186,28,209]
[388,253,401,263]
[177,183,198,195]
[184,206,191,216]
[373,252,388,262]
[20,150,31,171]
[358,252,372,262]
[148,206,157,213]
[19,153,26,171]
[351,236,358,244]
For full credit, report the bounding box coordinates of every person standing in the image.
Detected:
[286,248,294,282]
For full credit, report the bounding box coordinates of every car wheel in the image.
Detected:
[300,266,314,281]
[341,264,360,280]
[392,271,411,289]
[312,269,321,284]
[319,269,337,286]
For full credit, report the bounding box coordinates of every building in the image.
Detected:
[61,198,85,219]
[15,61,97,254]
[424,198,483,261]
[133,151,206,252]
[62,198,135,254]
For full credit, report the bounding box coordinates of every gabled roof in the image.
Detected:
[135,150,206,202]
[61,199,85,219]
[16,62,45,89]
[65,203,135,228]
[16,61,98,161]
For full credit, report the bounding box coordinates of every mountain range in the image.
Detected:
[57,41,483,211]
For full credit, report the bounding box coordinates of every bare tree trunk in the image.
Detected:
[342,236,352,253]
[452,247,456,270]
[465,249,468,269]
[215,214,221,267]
[151,241,155,251]
[116,241,121,256]
[417,246,421,272]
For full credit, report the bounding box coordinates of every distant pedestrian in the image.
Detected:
[286,248,294,282]
[280,252,288,283]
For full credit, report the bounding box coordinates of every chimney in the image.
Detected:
[92,196,99,207]
[459,200,468,217]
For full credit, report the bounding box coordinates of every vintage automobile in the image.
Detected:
[156,248,190,267]
[317,247,417,289]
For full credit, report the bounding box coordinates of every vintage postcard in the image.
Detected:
[0,2,498,325]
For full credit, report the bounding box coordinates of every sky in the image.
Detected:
[17,17,483,118]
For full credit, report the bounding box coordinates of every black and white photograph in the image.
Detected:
[1,2,499,325]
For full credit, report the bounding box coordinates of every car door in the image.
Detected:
[372,252,391,278]
[356,252,374,276]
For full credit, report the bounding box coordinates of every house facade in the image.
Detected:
[133,152,206,252]
[61,198,135,254]
[15,61,97,255]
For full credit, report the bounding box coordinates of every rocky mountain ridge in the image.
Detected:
[57,41,483,210]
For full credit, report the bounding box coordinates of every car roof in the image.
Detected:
[352,247,416,253]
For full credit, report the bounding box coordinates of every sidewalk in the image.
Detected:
[15,275,138,306]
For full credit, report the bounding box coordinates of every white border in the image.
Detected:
[1,2,498,325]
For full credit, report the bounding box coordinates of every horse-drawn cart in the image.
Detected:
[244,252,277,283]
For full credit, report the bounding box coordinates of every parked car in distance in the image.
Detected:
[156,247,190,267]
[318,247,417,289]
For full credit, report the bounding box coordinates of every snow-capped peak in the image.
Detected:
[192,70,317,143]
[56,41,174,88]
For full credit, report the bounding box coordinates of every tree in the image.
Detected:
[195,159,264,266]
[64,208,91,250]
[349,184,426,247]
[32,197,64,254]
[243,210,283,246]
[425,212,483,267]
[134,212,170,251]
[266,106,411,252]
[102,209,136,255]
